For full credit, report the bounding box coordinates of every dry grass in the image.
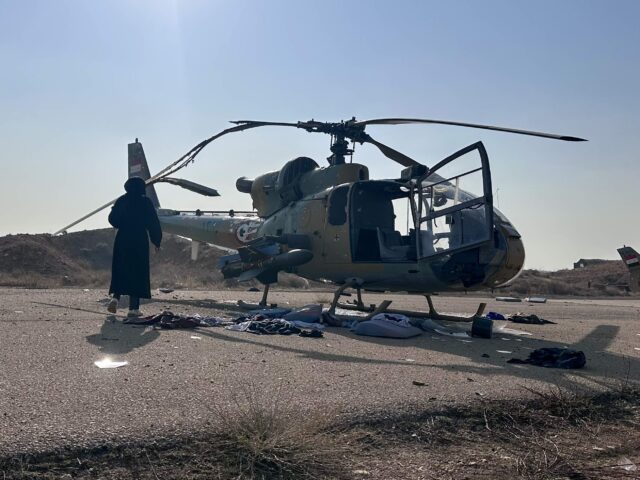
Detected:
[209,384,349,479]
[2,385,638,479]
[347,384,640,479]
[0,384,351,480]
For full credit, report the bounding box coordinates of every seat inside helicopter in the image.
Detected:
[346,178,490,263]
[350,182,417,262]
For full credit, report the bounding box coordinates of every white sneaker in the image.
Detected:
[127,309,142,318]
[107,298,118,314]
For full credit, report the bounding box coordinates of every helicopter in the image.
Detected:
[56,117,585,319]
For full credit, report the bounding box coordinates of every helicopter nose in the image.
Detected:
[483,216,526,288]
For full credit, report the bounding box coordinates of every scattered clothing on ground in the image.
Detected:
[413,317,471,337]
[353,313,423,339]
[486,311,506,320]
[299,330,323,338]
[126,311,229,329]
[283,304,323,323]
[246,307,292,318]
[507,348,586,369]
[289,320,325,331]
[226,316,323,337]
[508,313,556,325]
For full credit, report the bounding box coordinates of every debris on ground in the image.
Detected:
[413,318,471,337]
[524,296,547,303]
[495,296,522,302]
[158,288,175,293]
[471,316,493,338]
[508,313,556,324]
[507,347,586,369]
[495,323,532,336]
[616,456,638,472]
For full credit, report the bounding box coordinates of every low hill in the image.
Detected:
[0,229,227,289]
[0,229,632,296]
[494,261,631,297]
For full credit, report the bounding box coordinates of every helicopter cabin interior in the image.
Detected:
[326,176,492,264]
[351,182,416,262]
[327,181,419,263]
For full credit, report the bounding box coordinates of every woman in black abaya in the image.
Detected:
[107,177,162,317]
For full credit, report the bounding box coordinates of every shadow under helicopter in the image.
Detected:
[192,318,636,393]
[34,299,635,392]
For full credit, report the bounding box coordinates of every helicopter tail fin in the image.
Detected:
[128,139,160,208]
[617,246,640,292]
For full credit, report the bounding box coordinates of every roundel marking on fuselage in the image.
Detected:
[236,221,262,243]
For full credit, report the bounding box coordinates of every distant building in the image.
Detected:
[573,259,607,269]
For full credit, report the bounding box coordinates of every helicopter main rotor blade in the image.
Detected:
[156,177,220,197]
[149,121,298,182]
[355,118,587,142]
[53,197,120,235]
[55,121,281,235]
[232,120,423,167]
[361,134,420,167]
[230,120,300,129]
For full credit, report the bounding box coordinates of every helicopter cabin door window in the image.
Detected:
[351,182,414,263]
[414,142,494,259]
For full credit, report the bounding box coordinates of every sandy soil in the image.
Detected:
[0,288,639,456]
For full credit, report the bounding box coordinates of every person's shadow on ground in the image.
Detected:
[86,316,160,355]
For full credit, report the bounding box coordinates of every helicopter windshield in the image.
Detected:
[413,142,494,258]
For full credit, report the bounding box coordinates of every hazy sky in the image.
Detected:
[1,0,638,270]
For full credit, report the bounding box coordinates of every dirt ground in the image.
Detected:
[1,288,639,478]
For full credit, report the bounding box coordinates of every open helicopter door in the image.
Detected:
[413,142,494,259]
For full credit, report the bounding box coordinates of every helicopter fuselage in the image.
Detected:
[159,154,525,293]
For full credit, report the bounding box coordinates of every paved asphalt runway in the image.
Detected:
[1,288,639,455]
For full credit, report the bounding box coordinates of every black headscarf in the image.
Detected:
[124,176,147,196]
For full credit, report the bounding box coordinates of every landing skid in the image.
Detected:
[327,283,487,323]
[237,284,277,310]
